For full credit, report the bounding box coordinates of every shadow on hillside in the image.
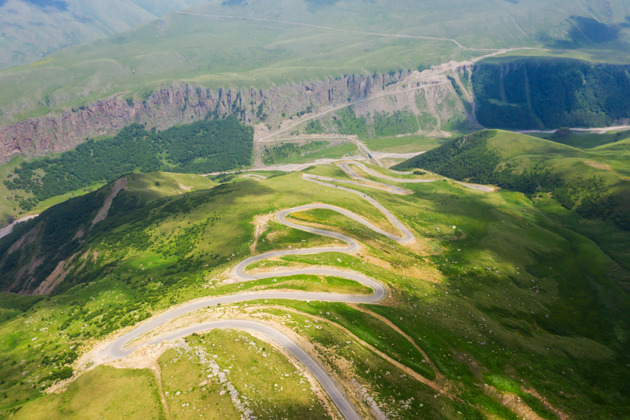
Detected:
[541,16,630,50]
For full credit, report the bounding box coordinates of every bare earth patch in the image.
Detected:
[584,160,613,172]
[250,212,275,253]
[91,177,127,227]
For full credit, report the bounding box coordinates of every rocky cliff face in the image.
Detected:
[0,71,411,163]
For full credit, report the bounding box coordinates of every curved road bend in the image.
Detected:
[148,320,361,420]
[340,161,495,193]
[301,175,415,243]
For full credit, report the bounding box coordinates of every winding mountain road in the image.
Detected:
[101,164,427,419]
[100,159,496,418]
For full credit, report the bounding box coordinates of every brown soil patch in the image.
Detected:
[484,385,544,420]
[178,183,192,192]
[150,359,172,420]
[584,160,613,172]
[72,228,85,241]
[91,177,127,227]
[360,253,442,284]
[7,223,41,255]
[250,212,274,253]
[522,388,569,420]
[12,255,44,291]
[452,350,484,381]
[402,263,444,283]
[33,259,70,295]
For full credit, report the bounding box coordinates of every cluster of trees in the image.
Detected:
[329,107,420,138]
[395,130,629,230]
[5,116,253,207]
[395,131,500,183]
[473,58,630,129]
[261,141,327,165]
[372,111,419,137]
[333,107,369,137]
[305,120,324,134]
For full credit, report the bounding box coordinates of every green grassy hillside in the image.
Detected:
[0,165,628,418]
[2,0,630,125]
[395,130,630,231]
[534,128,630,149]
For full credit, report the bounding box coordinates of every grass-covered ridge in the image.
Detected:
[395,129,630,230]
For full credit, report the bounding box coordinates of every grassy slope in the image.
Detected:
[488,132,630,215]
[534,131,630,178]
[2,0,630,124]
[590,137,630,177]
[488,131,601,174]
[396,129,630,266]
[395,130,629,200]
[160,330,331,419]
[484,133,630,194]
[124,171,218,201]
[0,165,628,418]
[12,366,164,419]
[261,140,358,166]
[532,129,630,149]
[0,169,216,225]
[364,135,444,153]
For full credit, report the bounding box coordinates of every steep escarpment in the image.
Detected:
[0,72,411,163]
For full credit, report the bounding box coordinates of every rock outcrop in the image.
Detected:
[0,71,412,163]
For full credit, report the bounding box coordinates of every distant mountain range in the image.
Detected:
[0,0,212,70]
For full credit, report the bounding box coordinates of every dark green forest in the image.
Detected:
[5,116,253,208]
[473,58,630,129]
[394,130,630,230]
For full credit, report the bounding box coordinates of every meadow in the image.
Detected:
[0,157,628,418]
